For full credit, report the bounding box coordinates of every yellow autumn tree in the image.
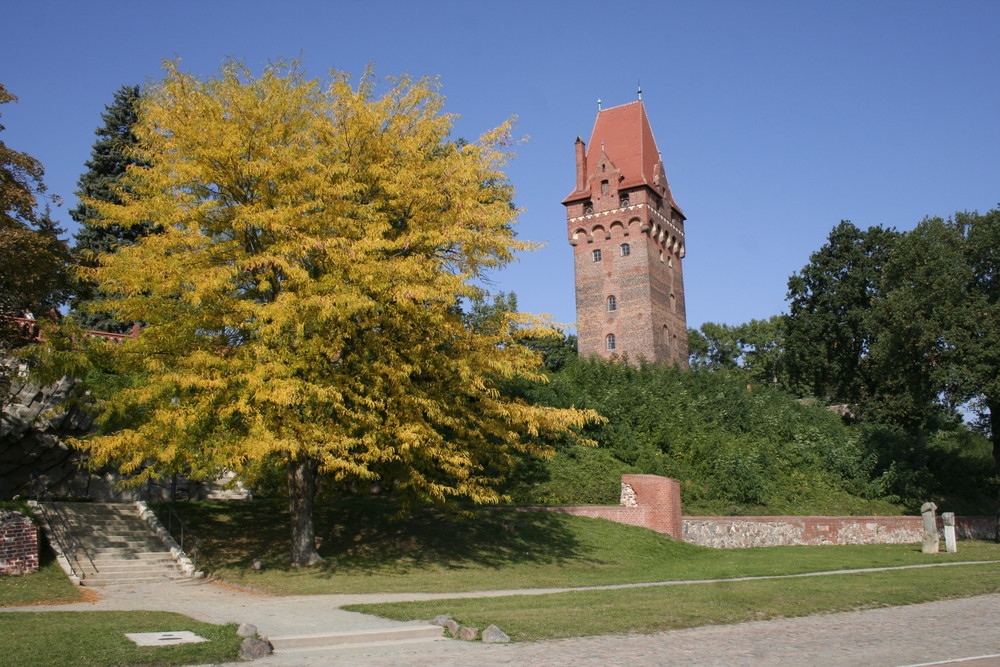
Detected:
[67,60,597,566]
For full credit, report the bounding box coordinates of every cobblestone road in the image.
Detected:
[240,593,1000,667]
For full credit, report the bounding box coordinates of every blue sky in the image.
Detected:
[3,0,998,332]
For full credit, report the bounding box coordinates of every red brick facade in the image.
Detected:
[563,101,688,366]
[518,474,683,538]
[1,510,39,575]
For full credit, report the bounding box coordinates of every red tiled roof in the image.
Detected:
[564,100,681,215]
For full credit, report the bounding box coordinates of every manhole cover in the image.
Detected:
[125,631,208,646]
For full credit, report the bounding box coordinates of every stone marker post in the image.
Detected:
[942,512,957,553]
[921,502,939,554]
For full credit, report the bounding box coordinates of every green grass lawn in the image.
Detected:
[347,563,1000,641]
[0,611,242,667]
[163,498,1000,595]
[0,556,86,607]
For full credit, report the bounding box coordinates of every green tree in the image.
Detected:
[688,317,786,387]
[0,83,72,404]
[874,209,1000,527]
[57,61,597,566]
[0,84,71,342]
[687,322,741,371]
[785,221,899,406]
[70,84,153,332]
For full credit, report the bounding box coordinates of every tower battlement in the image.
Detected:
[563,100,689,366]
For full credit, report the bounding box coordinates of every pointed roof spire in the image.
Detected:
[563,99,684,218]
[597,98,602,111]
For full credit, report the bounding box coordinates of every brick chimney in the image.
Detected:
[574,136,587,192]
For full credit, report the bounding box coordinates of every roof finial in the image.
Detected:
[597,98,602,111]
[637,81,642,101]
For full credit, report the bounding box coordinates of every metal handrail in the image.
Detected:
[162,503,200,571]
[36,498,98,577]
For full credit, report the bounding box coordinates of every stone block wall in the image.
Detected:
[682,515,996,548]
[1,510,39,575]
[513,474,993,548]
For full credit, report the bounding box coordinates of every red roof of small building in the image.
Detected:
[563,100,681,215]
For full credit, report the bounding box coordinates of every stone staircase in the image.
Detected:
[39,502,187,586]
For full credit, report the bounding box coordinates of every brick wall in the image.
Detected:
[1,510,39,575]
[682,515,996,548]
[518,474,683,538]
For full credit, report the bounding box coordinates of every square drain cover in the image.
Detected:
[125,631,208,646]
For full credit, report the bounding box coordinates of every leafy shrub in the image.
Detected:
[508,357,988,515]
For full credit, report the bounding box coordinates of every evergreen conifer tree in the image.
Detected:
[70,85,153,332]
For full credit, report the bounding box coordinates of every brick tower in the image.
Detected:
[562,100,688,366]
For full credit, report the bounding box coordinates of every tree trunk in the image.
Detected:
[286,457,322,567]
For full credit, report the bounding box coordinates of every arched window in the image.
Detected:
[607,295,617,311]
[620,243,630,257]
[582,200,594,215]
[592,249,602,262]
[619,193,630,207]
[606,333,616,351]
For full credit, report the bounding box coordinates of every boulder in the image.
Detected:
[238,637,272,660]
[236,623,258,638]
[482,624,510,643]
[458,626,479,641]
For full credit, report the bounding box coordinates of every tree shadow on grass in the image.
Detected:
[166,498,600,574]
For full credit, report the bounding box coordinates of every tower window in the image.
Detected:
[606,333,616,351]
[620,243,630,257]
[583,200,594,215]
[607,295,617,311]
[601,180,609,194]
[592,249,602,262]
[619,193,630,207]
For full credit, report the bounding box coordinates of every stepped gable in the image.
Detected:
[563,100,683,217]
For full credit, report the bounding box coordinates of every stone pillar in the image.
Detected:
[921,502,939,554]
[942,512,957,553]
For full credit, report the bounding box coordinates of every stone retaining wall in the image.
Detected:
[682,515,996,548]
[0,510,38,575]
[514,475,994,547]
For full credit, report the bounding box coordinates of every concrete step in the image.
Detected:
[90,549,173,562]
[80,541,168,551]
[269,625,444,651]
[82,568,181,581]
[81,574,185,586]
[41,501,195,585]
[87,559,178,571]
[89,548,172,557]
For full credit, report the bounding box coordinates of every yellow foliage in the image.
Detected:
[69,59,599,505]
